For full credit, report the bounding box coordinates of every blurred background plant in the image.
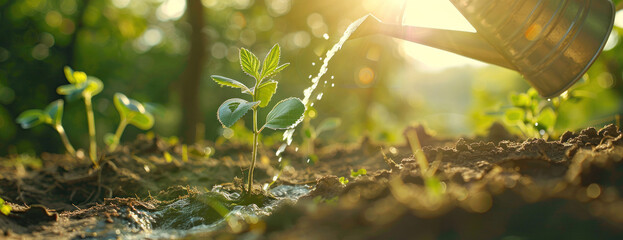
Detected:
[2,0,623,156]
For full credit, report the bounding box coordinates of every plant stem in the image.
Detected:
[247,78,261,193]
[84,95,98,167]
[55,124,76,156]
[109,119,127,151]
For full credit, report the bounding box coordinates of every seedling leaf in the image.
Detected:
[504,107,524,125]
[264,97,305,130]
[240,48,260,79]
[211,75,251,94]
[350,168,367,177]
[16,110,44,129]
[0,204,10,215]
[256,80,278,108]
[217,98,260,128]
[266,63,289,79]
[113,93,155,130]
[537,107,556,130]
[64,66,87,84]
[44,99,64,126]
[85,76,103,96]
[261,44,281,79]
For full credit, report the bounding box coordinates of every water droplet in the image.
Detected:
[331,83,335,87]
[331,76,335,79]
[539,129,546,136]
[324,80,327,84]
[295,147,299,152]
[312,62,316,66]
[534,122,539,127]
[319,57,323,61]
[272,175,279,181]
[278,157,282,162]
[323,33,329,40]
[547,98,551,102]
[316,93,323,100]
[311,102,315,106]
[306,159,311,163]
[308,75,312,79]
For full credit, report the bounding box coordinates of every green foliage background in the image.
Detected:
[1,0,623,155]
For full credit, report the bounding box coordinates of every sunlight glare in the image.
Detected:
[399,0,485,71]
[157,0,186,21]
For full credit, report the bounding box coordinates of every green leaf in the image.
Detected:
[510,93,531,107]
[211,75,251,94]
[264,97,305,130]
[256,80,278,108]
[266,63,289,79]
[114,93,155,130]
[16,110,45,129]
[57,83,87,101]
[261,44,281,79]
[64,66,87,84]
[0,204,10,215]
[84,76,103,96]
[339,176,349,185]
[316,117,341,135]
[537,107,556,130]
[239,48,260,79]
[350,168,367,177]
[44,99,64,126]
[217,98,260,128]
[504,107,525,125]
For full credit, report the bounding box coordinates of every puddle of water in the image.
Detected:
[89,185,311,239]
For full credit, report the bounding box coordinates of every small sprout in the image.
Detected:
[16,99,76,156]
[0,197,11,215]
[57,66,103,166]
[107,93,155,151]
[339,176,349,185]
[350,168,367,177]
[212,43,304,193]
[164,151,173,163]
[504,87,559,138]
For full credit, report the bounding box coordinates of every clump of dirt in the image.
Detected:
[2,124,623,239]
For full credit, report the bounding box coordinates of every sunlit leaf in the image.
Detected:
[537,107,556,130]
[510,93,531,107]
[0,204,10,215]
[264,97,305,130]
[211,75,251,93]
[350,168,367,177]
[261,44,281,80]
[504,107,525,125]
[239,48,260,79]
[114,93,154,130]
[57,83,87,101]
[44,99,63,126]
[84,76,103,96]
[64,66,87,84]
[16,110,44,129]
[217,98,260,128]
[267,63,289,79]
[316,117,341,135]
[256,80,278,108]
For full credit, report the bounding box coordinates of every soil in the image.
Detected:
[2,123,623,239]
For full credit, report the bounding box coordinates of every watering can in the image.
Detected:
[351,0,615,98]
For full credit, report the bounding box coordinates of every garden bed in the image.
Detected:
[2,123,623,239]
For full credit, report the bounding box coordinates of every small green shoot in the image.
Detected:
[57,66,103,167]
[0,197,11,215]
[339,176,349,185]
[302,106,341,160]
[212,44,304,193]
[106,93,155,151]
[16,99,76,156]
[504,88,557,139]
[350,168,367,177]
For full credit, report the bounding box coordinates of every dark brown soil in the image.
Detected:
[2,124,623,239]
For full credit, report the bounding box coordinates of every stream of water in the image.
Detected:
[276,15,368,157]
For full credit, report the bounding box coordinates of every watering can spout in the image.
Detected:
[351,14,518,70]
[352,0,614,98]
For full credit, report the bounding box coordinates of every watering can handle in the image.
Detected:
[352,15,518,70]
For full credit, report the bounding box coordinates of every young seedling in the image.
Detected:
[16,99,76,156]
[212,44,305,193]
[57,66,103,167]
[302,106,341,163]
[105,93,155,151]
[504,88,557,139]
[0,197,11,215]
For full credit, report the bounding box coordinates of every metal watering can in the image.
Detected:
[352,0,615,97]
